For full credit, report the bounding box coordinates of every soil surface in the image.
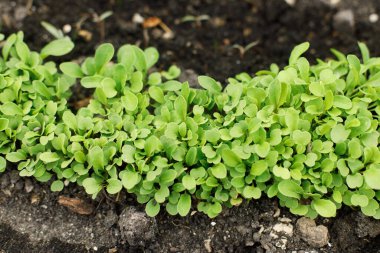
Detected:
[1,0,380,252]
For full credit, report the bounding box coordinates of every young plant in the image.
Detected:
[0,33,379,221]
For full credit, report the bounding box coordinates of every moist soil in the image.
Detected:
[1,0,380,252]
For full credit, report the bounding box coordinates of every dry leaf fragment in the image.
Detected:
[58,196,94,215]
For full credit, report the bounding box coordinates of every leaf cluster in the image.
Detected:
[0,33,379,219]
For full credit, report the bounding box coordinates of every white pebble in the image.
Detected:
[132,13,144,24]
[63,24,72,33]
[211,221,216,226]
[284,0,296,6]
[369,13,379,23]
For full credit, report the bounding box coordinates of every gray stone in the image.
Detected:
[296,217,329,248]
[118,206,157,246]
[24,178,34,193]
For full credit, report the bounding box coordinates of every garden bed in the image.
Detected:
[1,0,380,252]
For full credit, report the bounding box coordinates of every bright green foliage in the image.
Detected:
[0,32,379,220]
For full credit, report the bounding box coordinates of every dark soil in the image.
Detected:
[1,0,380,252]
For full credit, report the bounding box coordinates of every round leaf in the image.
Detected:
[312,199,337,217]
[106,178,123,194]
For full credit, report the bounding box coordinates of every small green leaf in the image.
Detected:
[121,171,140,190]
[33,80,52,98]
[144,47,159,68]
[15,40,30,62]
[39,152,60,163]
[250,160,268,176]
[255,142,270,158]
[273,166,290,179]
[0,118,9,131]
[333,95,352,110]
[160,170,177,184]
[144,135,160,156]
[41,38,74,58]
[198,76,222,94]
[174,95,187,121]
[148,86,164,103]
[123,90,138,111]
[51,180,64,192]
[0,157,6,173]
[6,152,26,163]
[177,193,191,216]
[278,179,303,199]
[82,177,102,195]
[106,178,123,194]
[289,42,310,65]
[0,102,23,115]
[81,76,103,88]
[205,129,221,143]
[292,130,311,146]
[211,164,227,179]
[155,187,170,203]
[182,175,196,190]
[185,147,198,166]
[101,77,117,98]
[221,149,242,167]
[346,173,363,188]
[330,124,350,143]
[146,199,160,217]
[351,194,369,207]
[94,43,114,71]
[62,111,77,130]
[88,146,104,171]
[243,186,261,199]
[130,71,143,93]
[60,62,84,78]
[312,199,336,217]
[363,167,380,190]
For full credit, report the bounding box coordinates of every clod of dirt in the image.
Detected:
[333,9,355,33]
[118,206,157,246]
[24,178,34,193]
[296,217,329,248]
[355,213,380,238]
[9,170,20,184]
[0,173,10,188]
[57,196,94,215]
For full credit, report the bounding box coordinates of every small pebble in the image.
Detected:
[24,178,34,193]
[204,239,212,253]
[63,24,72,33]
[211,221,216,226]
[369,13,379,23]
[132,13,144,24]
[284,0,296,6]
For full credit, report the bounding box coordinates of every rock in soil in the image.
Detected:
[118,206,157,246]
[296,217,329,248]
